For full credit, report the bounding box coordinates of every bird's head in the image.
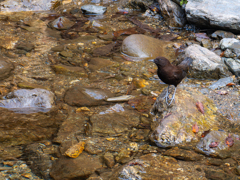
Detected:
[149,57,170,67]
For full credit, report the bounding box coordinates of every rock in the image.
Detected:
[150,87,220,148]
[208,77,234,90]
[224,58,240,76]
[0,107,62,159]
[64,86,114,106]
[211,30,235,40]
[115,149,132,163]
[64,141,85,158]
[98,33,114,41]
[201,39,212,49]
[109,154,206,179]
[183,44,231,79]
[84,137,130,155]
[88,58,113,71]
[51,64,87,77]
[204,168,239,180]
[121,34,176,61]
[0,88,54,114]
[92,42,116,56]
[81,5,106,15]
[0,0,53,12]
[185,0,240,32]
[163,147,203,161]
[0,36,19,49]
[17,82,49,90]
[88,110,140,136]
[103,152,115,168]
[224,49,234,58]
[25,143,57,179]
[49,17,75,30]
[50,152,102,180]
[0,58,14,80]
[15,43,34,52]
[196,131,240,158]
[51,45,65,52]
[219,38,240,50]
[60,50,73,57]
[158,0,186,27]
[54,112,88,144]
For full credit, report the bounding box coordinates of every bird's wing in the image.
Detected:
[172,68,184,81]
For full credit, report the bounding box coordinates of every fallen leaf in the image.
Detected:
[192,122,199,133]
[225,134,234,147]
[196,101,205,114]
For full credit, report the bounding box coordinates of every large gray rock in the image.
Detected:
[158,0,186,27]
[183,44,231,79]
[224,58,240,76]
[185,0,240,32]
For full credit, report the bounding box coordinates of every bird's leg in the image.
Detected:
[166,86,176,106]
[164,85,170,102]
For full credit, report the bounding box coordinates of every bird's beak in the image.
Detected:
[148,59,154,62]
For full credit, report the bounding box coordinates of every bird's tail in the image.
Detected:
[177,57,193,72]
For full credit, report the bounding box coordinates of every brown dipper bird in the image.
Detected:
[150,56,193,105]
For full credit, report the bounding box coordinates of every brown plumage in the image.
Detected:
[151,56,193,105]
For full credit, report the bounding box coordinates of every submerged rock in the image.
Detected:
[0,58,14,80]
[109,154,206,179]
[64,86,114,106]
[211,30,235,40]
[50,152,102,180]
[183,44,231,79]
[185,0,240,32]
[121,34,176,61]
[49,17,75,30]
[0,88,54,114]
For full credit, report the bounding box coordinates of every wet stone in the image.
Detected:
[49,17,75,30]
[163,147,203,161]
[60,50,73,58]
[103,152,115,168]
[220,38,240,50]
[17,82,49,90]
[51,64,87,77]
[0,36,19,50]
[224,49,235,58]
[211,30,235,40]
[208,77,234,90]
[89,110,140,136]
[64,86,114,106]
[15,43,34,52]
[51,45,65,52]
[0,58,14,80]
[88,57,113,71]
[98,33,114,41]
[204,168,238,180]
[50,152,102,180]
[81,5,107,15]
[0,88,55,114]
[109,153,206,179]
[121,34,176,61]
[201,39,212,49]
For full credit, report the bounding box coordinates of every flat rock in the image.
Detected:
[121,34,176,61]
[64,86,114,106]
[208,77,234,90]
[158,0,186,27]
[88,110,140,136]
[0,58,14,80]
[0,88,55,114]
[81,5,106,15]
[183,44,231,79]
[50,152,102,180]
[186,0,240,32]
